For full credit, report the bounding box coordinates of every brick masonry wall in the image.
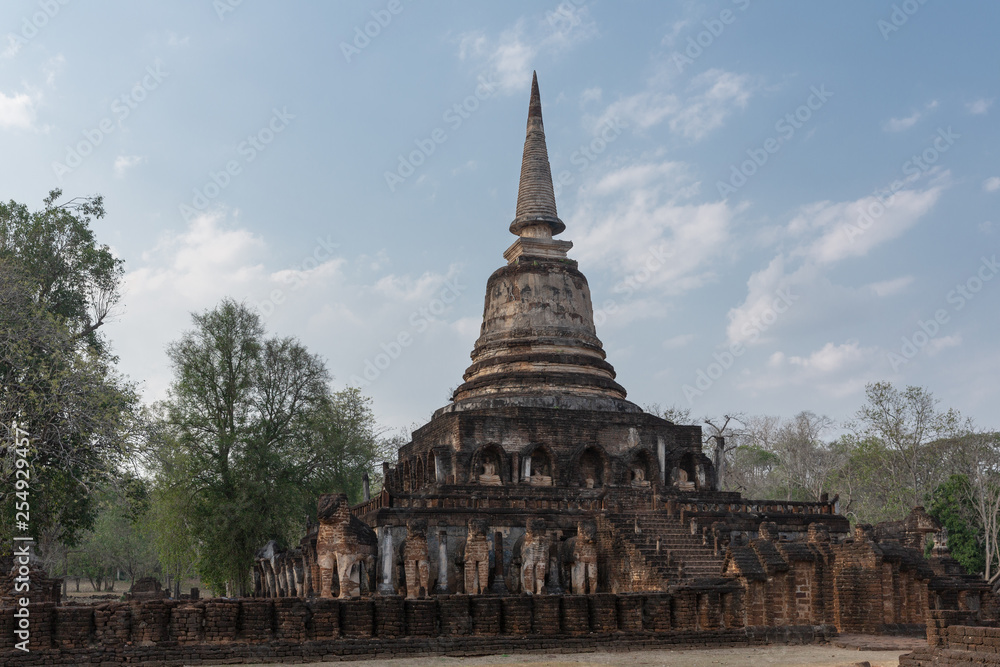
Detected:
[1,594,837,665]
[901,624,1000,666]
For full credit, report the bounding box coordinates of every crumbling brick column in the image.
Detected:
[464,519,490,595]
[405,519,431,598]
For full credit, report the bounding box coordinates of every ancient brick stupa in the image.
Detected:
[404,72,712,493]
[254,77,985,634]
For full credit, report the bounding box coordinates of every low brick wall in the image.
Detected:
[900,623,1000,666]
[1,595,837,666]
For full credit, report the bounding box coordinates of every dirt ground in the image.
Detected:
[252,641,915,667]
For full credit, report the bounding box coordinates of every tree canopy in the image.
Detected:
[147,299,382,595]
[0,190,137,553]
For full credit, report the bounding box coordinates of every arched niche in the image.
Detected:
[626,448,656,488]
[672,452,697,491]
[469,444,507,485]
[520,444,555,486]
[414,458,424,490]
[576,446,607,488]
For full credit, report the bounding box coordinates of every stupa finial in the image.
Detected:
[510,72,565,237]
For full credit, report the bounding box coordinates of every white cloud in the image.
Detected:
[866,276,913,297]
[967,98,993,115]
[983,176,1000,192]
[669,69,753,140]
[108,212,466,411]
[0,89,38,129]
[2,34,22,59]
[43,54,65,86]
[661,19,690,48]
[571,160,734,298]
[114,155,145,177]
[926,334,961,356]
[457,8,596,96]
[662,333,695,349]
[595,68,754,140]
[884,111,920,132]
[451,159,477,175]
[882,101,936,132]
[793,181,945,264]
[740,341,880,398]
[726,174,947,347]
[595,89,679,132]
[489,25,535,94]
[457,32,488,60]
[725,255,808,347]
[580,86,602,104]
[127,212,268,303]
[167,32,190,48]
[787,341,868,373]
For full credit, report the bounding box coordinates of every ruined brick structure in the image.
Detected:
[246,73,995,652]
[251,73,988,624]
[1,72,993,667]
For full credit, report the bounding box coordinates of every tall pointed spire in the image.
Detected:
[511,71,565,237]
[448,72,632,412]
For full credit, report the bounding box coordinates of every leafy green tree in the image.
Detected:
[727,444,781,497]
[0,190,137,556]
[827,434,914,524]
[149,299,381,595]
[853,382,962,509]
[67,477,158,592]
[145,442,200,598]
[928,474,985,575]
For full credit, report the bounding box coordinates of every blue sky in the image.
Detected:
[2,1,998,435]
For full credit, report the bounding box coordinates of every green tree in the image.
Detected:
[828,434,913,524]
[67,477,158,592]
[144,427,200,598]
[928,474,985,576]
[0,190,137,555]
[150,299,381,595]
[853,382,962,509]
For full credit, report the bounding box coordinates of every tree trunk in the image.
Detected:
[713,436,726,491]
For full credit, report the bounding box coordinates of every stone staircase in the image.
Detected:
[606,511,725,587]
